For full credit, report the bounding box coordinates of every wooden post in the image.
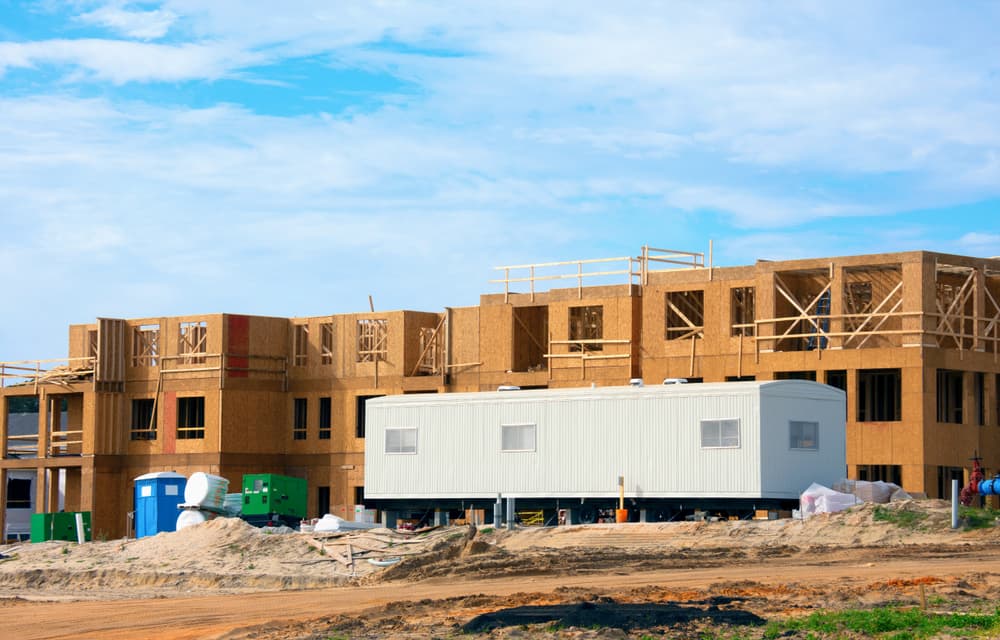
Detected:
[738,335,744,378]
[35,467,47,517]
[37,389,49,460]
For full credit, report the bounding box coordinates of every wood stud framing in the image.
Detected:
[356,319,388,363]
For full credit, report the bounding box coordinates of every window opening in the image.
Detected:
[857,368,901,422]
[356,319,388,362]
[726,375,756,381]
[825,370,847,391]
[842,265,904,349]
[773,271,830,351]
[177,397,205,439]
[179,321,207,365]
[936,369,963,424]
[385,427,418,454]
[789,421,819,450]
[355,395,384,438]
[320,322,334,365]
[730,287,755,337]
[937,466,964,499]
[5,396,39,459]
[353,486,365,506]
[87,329,98,360]
[501,423,536,452]
[131,324,159,367]
[293,398,307,440]
[319,397,331,440]
[700,419,740,448]
[317,486,330,517]
[666,291,704,340]
[857,464,902,486]
[293,324,309,367]
[512,306,548,372]
[130,398,157,441]
[775,371,817,381]
[415,325,443,375]
[568,306,603,352]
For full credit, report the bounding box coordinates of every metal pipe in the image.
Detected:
[506,496,515,531]
[951,479,959,529]
[494,494,502,529]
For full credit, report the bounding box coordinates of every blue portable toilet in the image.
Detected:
[134,472,187,538]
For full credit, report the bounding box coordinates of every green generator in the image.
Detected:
[241,474,307,527]
[30,512,92,543]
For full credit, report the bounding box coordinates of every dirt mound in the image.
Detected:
[0,518,349,597]
[0,499,995,603]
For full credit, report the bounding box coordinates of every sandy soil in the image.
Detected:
[0,500,998,639]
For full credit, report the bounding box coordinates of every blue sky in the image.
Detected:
[1,1,998,361]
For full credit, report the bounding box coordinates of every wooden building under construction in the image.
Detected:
[1,247,999,538]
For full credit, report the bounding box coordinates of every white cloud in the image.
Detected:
[3,2,1000,362]
[0,39,262,83]
[957,232,1000,258]
[76,5,177,40]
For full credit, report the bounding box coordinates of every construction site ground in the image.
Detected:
[1,499,999,639]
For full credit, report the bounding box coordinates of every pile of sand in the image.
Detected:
[0,500,995,600]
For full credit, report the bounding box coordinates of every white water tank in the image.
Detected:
[183,472,230,511]
[175,509,216,531]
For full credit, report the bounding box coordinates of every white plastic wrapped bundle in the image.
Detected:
[800,482,861,518]
[183,472,230,510]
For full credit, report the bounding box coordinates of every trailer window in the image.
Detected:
[789,421,819,450]
[700,419,739,448]
[385,428,417,454]
[501,423,536,452]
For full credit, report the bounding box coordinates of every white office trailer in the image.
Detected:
[364,380,846,524]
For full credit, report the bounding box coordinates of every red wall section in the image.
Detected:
[227,315,250,378]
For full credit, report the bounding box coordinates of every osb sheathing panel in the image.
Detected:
[478,304,512,374]
[280,392,352,456]
[67,324,93,360]
[91,392,128,455]
[219,390,286,454]
[62,467,83,512]
[449,307,481,382]
[247,315,289,360]
[480,284,640,308]
[92,465,128,538]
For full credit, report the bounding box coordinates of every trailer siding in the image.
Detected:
[365,381,845,501]
[759,385,847,498]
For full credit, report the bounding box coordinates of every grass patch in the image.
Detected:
[479,527,494,535]
[959,506,1000,530]
[764,607,1000,638]
[873,506,928,529]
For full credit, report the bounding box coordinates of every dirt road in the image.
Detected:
[5,548,999,640]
